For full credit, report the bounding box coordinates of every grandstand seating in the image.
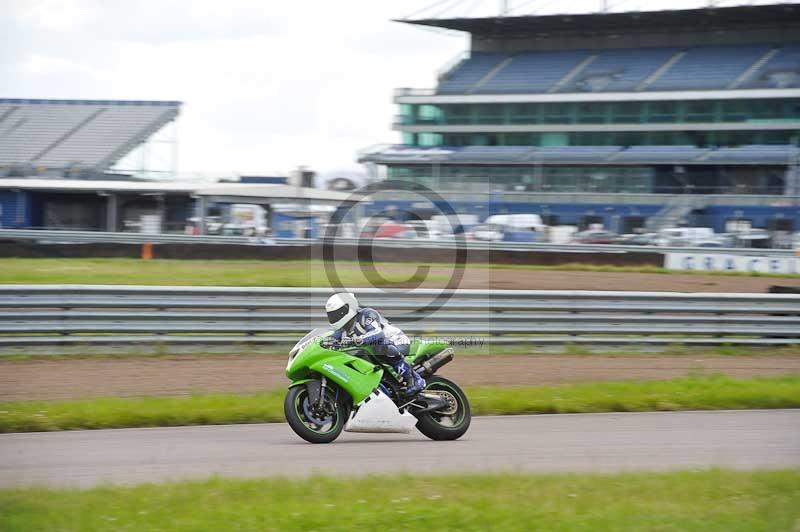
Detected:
[647,45,769,91]
[741,45,800,89]
[564,47,679,93]
[436,44,800,94]
[473,50,588,94]
[0,99,180,173]
[437,53,508,94]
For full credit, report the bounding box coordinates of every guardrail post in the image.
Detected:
[141,243,153,261]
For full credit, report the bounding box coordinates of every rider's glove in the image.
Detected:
[339,336,355,347]
[320,337,339,349]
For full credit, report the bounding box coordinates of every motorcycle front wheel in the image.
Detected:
[284,383,350,444]
[415,376,471,441]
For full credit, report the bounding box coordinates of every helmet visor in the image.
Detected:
[326,304,350,325]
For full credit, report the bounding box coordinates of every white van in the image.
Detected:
[484,214,546,232]
[656,227,715,247]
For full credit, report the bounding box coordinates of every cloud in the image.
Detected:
[1,1,469,174]
[17,54,97,77]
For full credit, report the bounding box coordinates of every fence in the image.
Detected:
[0,286,798,349]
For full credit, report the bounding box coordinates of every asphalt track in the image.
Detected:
[1,410,798,488]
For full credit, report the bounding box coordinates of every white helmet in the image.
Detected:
[325,292,358,329]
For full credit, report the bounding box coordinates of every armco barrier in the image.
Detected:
[0,286,798,348]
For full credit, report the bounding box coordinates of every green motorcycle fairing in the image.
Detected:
[286,331,451,406]
[407,339,450,363]
[286,338,383,405]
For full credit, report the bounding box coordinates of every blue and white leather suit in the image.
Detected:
[332,307,424,393]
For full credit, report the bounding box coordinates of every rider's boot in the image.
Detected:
[393,359,425,396]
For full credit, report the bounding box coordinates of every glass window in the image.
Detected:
[417,105,443,124]
[646,102,676,123]
[417,133,442,146]
[611,102,642,124]
[504,133,535,146]
[475,104,503,125]
[443,134,471,147]
[542,103,574,124]
[508,103,540,124]
[443,104,471,125]
[752,100,783,120]
[577,103,606,124]
[397,104,413,126]
[789,101,800,120]
[686,101,715,123]
[721,101,747,122]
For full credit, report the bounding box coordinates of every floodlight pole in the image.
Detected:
[501,0,510,16]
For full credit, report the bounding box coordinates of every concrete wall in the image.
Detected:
[0,242,662,267]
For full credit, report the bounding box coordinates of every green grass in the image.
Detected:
[1,470,798,531]
[1,374,798,433]
[0,258,449,287]
[468,373,800,415]
[0,257,798,286]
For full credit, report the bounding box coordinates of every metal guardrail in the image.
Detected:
[0,229,313,246]
[0,286,798,348]
[0,229,795,256]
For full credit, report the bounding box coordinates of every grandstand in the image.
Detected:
[0,99,181,178]
[360,3,800,232]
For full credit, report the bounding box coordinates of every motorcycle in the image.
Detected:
[284,328,471,443]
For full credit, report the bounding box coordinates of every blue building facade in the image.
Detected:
[360,4,800,233]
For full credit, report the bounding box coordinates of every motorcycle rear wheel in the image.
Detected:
[415,376,471,441]
[284,384,350,444]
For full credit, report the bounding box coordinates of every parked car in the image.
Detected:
[358,217,390,238]
[374,222,409,239]
[572,230,618,244]
[614,233,659,246]
[655,227,715,247]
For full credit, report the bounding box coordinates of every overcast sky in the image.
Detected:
[2,0,796,179]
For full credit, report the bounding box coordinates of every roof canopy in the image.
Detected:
[0,99,181,173]
[0,179,361,204]
[399,3,800,38]
[196,184,360,205]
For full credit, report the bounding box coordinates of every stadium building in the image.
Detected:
[360,3,800,233]
[0,99,352,234]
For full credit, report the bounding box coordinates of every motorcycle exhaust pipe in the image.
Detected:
[414,348,454,378]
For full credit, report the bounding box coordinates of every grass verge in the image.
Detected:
[1,257,798,286]
[1,470,799,531]
[1,374,798,433]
